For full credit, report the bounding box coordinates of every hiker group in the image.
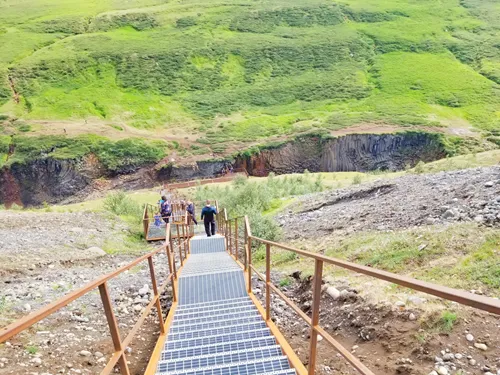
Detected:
[155,197,218,237]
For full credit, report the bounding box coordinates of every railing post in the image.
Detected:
[169,237,177,280]
[247,237,252,293]
[229,220,233,256]
[308,259,324,375]
[265,243,271,321]
[244,224,248,271]
[99,282,131,375]
[166,243,177,302]
[176,224,183,265]
[234,218,239,261]
[148,257,165,335]
[181,224,187,259]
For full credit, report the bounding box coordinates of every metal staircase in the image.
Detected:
[153,235,297,375]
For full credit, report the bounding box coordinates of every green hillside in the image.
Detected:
[0,0,499,151]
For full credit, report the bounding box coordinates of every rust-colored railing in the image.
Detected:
[143,201,194,241]
[0,222,192,375]
[218,211,500,375]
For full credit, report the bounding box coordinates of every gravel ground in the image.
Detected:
[0,211,127,272]
[0,209,180,375]
[278,166,500,240]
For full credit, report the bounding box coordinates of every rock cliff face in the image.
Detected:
[0,157,101,207]
[236,132,446,175]
[156,160,227,181]
[0,132,446,207]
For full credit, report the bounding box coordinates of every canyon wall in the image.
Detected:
[0,132,447,206]
[236,132,446,175]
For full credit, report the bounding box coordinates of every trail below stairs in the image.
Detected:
[153,234,297,375]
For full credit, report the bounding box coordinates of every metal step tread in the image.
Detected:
[170,316,263,333]
[176,297,251,312]
[161,336,277,362]
[173,310,259,326]
[156,356,289,375]
[174,305,258,321]
[157,346,284,372]
[165,328,272,350]
[168,322,267,341]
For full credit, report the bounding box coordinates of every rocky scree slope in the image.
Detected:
[278,166,500,240]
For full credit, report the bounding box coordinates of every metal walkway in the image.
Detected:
[154,235,296,375]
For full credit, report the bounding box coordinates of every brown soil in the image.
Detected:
[253,275,500,375]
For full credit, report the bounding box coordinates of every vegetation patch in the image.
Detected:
[5,135,167,172]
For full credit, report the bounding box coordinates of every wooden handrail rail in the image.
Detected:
[217,210,500,375]
[248,235,500,315]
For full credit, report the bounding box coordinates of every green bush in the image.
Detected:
[176,17,197,28]
[103,191,142,217]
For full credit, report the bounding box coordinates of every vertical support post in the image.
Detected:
[308,259,324,375]
[229,220,233,256]
[265,243,271,321]
[181,224,187,259]
[243,224,247,271]
[166,243,177,302]
[234,218,239,261]
[176,224,183,265]
[148,257,165,334]
[99,282,130,375]
[169,237,177,280]
[247,237,252,293]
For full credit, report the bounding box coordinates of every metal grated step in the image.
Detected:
[170,316,263,333]
[176,297,251,311]
[190,236,225,254]
[165,328,272,350]
[157,346,283,373]
[156,356,290,375]
[174,305,258,322]
[161,336,278,362]
[178,270,246,305]
[173,311,260,327]
[168,322,267,341]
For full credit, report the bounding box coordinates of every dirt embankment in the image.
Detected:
[252,273,500,375]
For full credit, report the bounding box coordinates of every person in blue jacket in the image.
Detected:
[201,200,217,237]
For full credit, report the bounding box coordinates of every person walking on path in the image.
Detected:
[186,200,198,225]
[161,198,172,224]
[201,200,217,237]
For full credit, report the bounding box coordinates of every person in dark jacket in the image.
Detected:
[160,199,172,224]
[201,200,217,237]
[186,200,197,225]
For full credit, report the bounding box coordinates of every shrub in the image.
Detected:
[352,175,362,185]
[412,161,426,174]
[103,191,142,218]
[176,17,197,28]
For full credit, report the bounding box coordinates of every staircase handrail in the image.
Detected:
[216,209,500,375]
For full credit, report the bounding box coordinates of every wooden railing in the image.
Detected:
[143,201,194,241]
[0,222,192,375]
[218,211,500,375]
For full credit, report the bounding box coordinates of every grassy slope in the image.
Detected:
[0,0,499,154]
